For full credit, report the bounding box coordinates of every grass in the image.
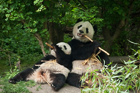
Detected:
[0,77,36,93]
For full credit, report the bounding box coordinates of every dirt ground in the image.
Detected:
[1,84,139,93]
[26,84,81,93]
[0,84,81,93]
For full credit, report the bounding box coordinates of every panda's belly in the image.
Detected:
[71,60,102,75]
[27,61,70,83]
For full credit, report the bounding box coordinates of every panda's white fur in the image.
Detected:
[27,60,70,83]
[27,42,71,84]
[73,21,94,42]
[71,58,103,75]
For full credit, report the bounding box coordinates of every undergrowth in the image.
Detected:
[81,60,140,93]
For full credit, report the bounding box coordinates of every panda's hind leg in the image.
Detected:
[9,68,34,84]
[50,73,65,91]
[66,73,82,88]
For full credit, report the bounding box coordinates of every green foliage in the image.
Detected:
[128,40,140,60]
[0,29,42,65]
[4,67,20,79]
[64,34,72,43]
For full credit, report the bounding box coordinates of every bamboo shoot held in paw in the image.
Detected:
[45,43,54,49]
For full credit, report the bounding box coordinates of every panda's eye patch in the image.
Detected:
[63,45,67,50]
[86,28,89,33]
[77,25,82,29]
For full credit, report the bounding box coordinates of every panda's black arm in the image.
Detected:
[98,51,110,65]
[53,45,72,70]
[70,40,101,60]
[32,55,56,69]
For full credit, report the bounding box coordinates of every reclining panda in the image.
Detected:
[9,42,72,91]
[66,19,110,88]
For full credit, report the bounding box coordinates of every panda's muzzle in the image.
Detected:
[77,30,84,37]
[77,33,83,37]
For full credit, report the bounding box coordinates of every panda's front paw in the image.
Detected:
[9,78,16,84]
[92,41,101,47]
[52,45,60,53]
[51,83,57,91]
[51,83,60,91]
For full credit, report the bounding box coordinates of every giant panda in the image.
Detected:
[66,20,110,88]
[9,42,72,91]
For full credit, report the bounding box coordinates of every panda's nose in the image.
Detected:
[79,30,84,33]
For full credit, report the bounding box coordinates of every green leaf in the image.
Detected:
[34,0,39,5]
[5,14,10,18]
[7,26,11,30]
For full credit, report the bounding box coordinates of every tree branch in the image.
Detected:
[77,0,87,9]
[34,33,47,56]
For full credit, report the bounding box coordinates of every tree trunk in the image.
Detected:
[47,22,64,44]
[103,20,125,53]
[34,33,46,56]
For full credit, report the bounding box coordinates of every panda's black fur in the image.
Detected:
[9,42,72,91]
[66,20,110,88]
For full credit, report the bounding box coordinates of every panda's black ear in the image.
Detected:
[93,25,97,34]
[76,19,82,23]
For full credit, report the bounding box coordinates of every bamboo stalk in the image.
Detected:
[84,35,93,42]
[35,64,41,66]
[84,35,110,55]
[98,47,110,55]
[40,75,51,86]
[41,60,46,62]
[45,42,54,49]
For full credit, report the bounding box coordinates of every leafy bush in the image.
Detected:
[81,52,140,93]
[0,28,42,66]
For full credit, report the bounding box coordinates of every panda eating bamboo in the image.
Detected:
[66,19,110,88]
